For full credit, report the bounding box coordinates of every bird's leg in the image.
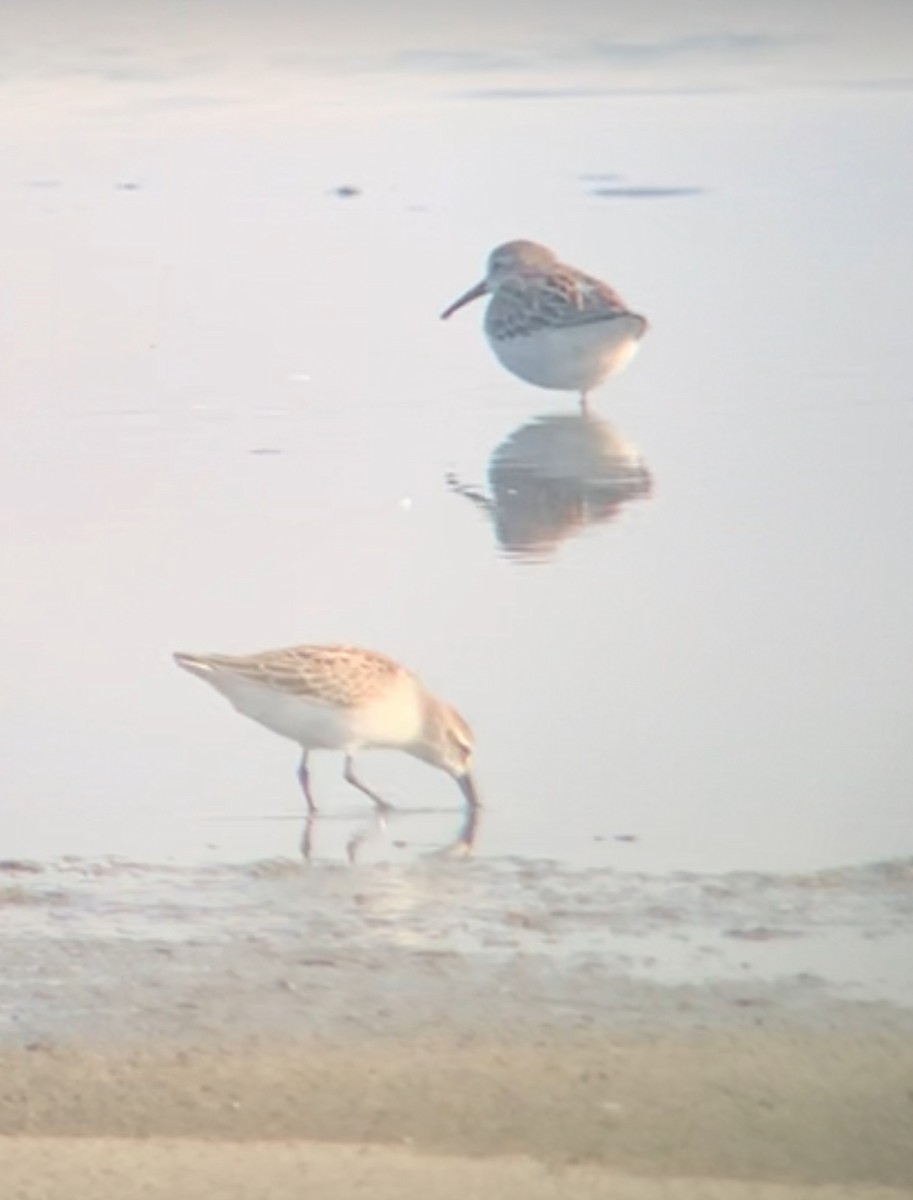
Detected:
[579,391,591,414]
[297,751,318,814]
[299,813,316,861]
[344,755,395,813]
[454,801,481,855]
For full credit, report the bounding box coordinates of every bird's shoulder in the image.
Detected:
[489,267,631,339]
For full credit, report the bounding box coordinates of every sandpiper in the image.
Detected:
[174,643,479,814]
[441,240,648,403]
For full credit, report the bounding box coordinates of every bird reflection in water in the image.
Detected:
[299,802,481,864]
[447,410,652,561]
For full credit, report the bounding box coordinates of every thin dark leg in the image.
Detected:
[344,755,394,812]
[453,801,481,856]
[300,813,316,861]
[297,751,318,814]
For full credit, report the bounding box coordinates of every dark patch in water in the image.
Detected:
[590,185,703,199]
[586,32,789,63]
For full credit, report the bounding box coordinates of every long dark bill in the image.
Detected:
[440,279,488,320]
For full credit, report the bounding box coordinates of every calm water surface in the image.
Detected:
[2,5,912,875]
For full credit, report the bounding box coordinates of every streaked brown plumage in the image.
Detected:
[174,643,479,816]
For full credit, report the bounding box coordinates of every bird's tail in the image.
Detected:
[173,651,224,680]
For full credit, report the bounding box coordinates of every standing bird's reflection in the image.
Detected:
[448,410,652,561]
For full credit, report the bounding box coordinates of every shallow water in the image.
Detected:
[2,5,913,883]
[2,856,913,1019]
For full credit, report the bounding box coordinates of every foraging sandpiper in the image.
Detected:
[174,643,479,814]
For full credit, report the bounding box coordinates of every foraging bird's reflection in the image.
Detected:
[299,802,481,864]
[447,410,652,561]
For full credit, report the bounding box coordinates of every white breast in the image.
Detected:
[222,679,354,748]
[489,315,644,392]
[214,672,425,752]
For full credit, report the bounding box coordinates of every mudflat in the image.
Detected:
[2,858,913,1198]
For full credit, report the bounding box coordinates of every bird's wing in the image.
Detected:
[200,644,406,705]
[490,269,639,339]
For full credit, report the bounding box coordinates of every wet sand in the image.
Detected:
[3,1025,913,1197]
[3,859,913,1198]
[2,1139,910,1200]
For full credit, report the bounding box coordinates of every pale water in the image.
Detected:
[2,3,912,889]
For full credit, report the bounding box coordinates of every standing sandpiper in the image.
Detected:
[174,643,479,814]
[441,240,648,404]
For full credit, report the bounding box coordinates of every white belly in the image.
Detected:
[488,315,644,392]
[214,675,425,752]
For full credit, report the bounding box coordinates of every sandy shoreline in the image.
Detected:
[3,1028,913,1193]
[4,859,913,1196]
[3,1138,911,1200]
[3,857,913,1197]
